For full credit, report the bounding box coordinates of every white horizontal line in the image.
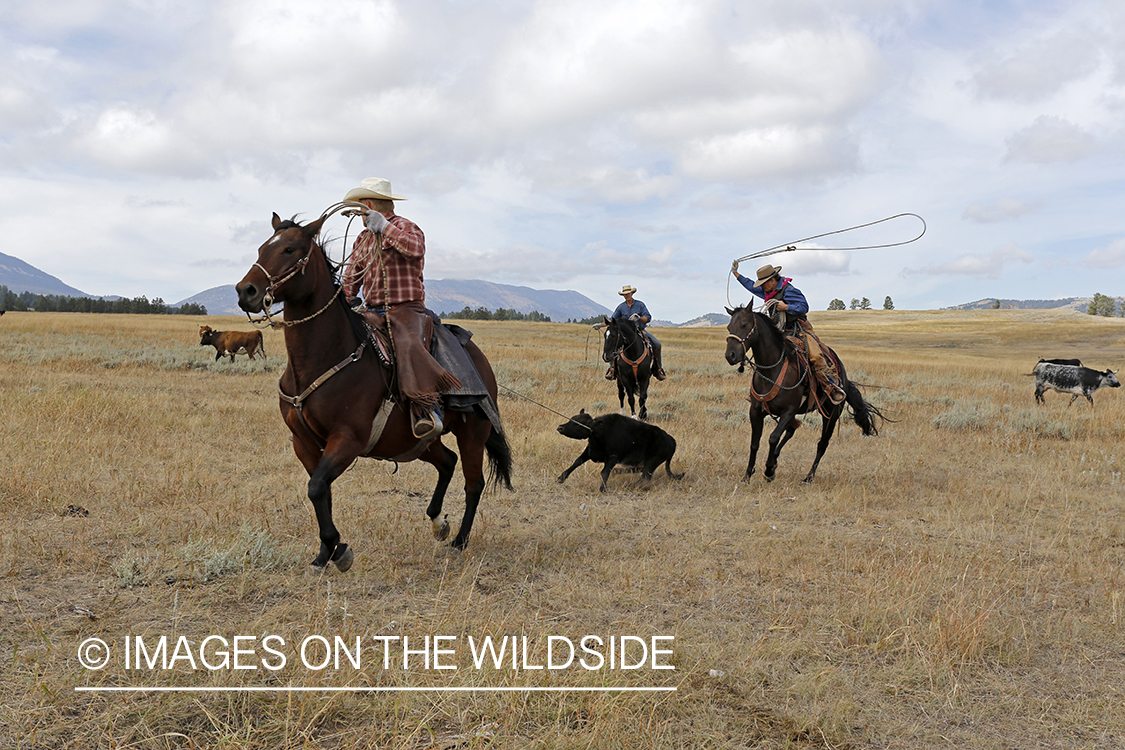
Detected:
[75,686,676,693]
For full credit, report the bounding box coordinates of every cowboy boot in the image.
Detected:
[412,406,444,439]
[817,367,847,405]
[605,365,615,380]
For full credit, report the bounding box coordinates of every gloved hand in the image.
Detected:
[731,260,740,275]
[629,313,641,322]
[365,211,389,234]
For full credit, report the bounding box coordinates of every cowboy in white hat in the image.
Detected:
[343,178,460,438]
[601,284,666,381]
[731,261,845,404]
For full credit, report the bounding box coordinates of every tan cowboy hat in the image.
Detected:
[752,264,782,287]
[618,285,637,296]
[343,177,407,202]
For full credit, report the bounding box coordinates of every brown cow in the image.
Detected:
[199,325,266,362]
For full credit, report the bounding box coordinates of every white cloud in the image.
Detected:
[75,107,191,173]
[681,126,859,181]
[1003,115,1100,163]
[962,197,1043,223]
[1082,238,1125,269]
[774,249,852,276]
[904,243,1034,279]
[970,29,1103,103]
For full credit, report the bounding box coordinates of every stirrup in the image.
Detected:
[412,408,443,438]
[605,366,615,380]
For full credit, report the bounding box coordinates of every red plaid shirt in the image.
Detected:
[342,213,426,306]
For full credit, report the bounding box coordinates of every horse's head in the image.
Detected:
[601,317,618,363]
[724,305,756,369]
[237,213,328,313]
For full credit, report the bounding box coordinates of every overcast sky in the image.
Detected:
[3,0,1123,320]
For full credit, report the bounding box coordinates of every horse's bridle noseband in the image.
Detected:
[247,236,345,330]
[255,250,310,308]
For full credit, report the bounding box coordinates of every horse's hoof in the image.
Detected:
[765,474,775,483]
[333,545,355,573]
[431,515,450,542]
[309,560,330,573]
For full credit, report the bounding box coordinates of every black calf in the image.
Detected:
[556,410,684,492]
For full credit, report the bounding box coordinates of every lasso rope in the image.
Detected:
[726,212,926,308]
[496,383,593,432]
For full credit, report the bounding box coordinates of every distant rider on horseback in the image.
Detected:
[732,263,846,404]
[342,177,460,439]
[601,284,666,381]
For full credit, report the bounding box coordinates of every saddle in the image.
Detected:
[783,322,841,418]
[357,306,502,433]
[614,333,654,379]
[357,309,395,367]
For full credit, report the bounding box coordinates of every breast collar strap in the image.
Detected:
[279,340,367,450]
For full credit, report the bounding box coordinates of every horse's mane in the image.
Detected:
[731,305,788,351]
[282,216,370,347]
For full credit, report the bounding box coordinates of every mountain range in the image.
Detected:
[2,250,1118,323]
[0,251,89,297]
[174,279,613,322]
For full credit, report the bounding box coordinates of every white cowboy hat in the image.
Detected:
[618,285,637,296]
[343,177,407,202]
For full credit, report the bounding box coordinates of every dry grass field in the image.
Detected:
[2,308,1124,749]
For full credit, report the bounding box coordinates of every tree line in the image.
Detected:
[0,285,207,315]
[827,296,895,310]
[439,306,552,322]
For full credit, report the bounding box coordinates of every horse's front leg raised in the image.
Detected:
[294,432,362,572]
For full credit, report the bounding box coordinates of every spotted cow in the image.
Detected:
[1033,361,1119,408]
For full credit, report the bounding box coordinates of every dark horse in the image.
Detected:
[724,305,884,483]
[602,316,654,420]
[236,213,512,569]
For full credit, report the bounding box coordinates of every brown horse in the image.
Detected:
[724,305,884,483]
[236,213,511,569]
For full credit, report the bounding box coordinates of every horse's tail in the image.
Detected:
[844,380,889,437]
[485,424,513,491]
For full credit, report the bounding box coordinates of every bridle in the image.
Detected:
[246,228,348,330]
[605,320,643,361]
[245,201,368,330]
[727,311,784,371]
